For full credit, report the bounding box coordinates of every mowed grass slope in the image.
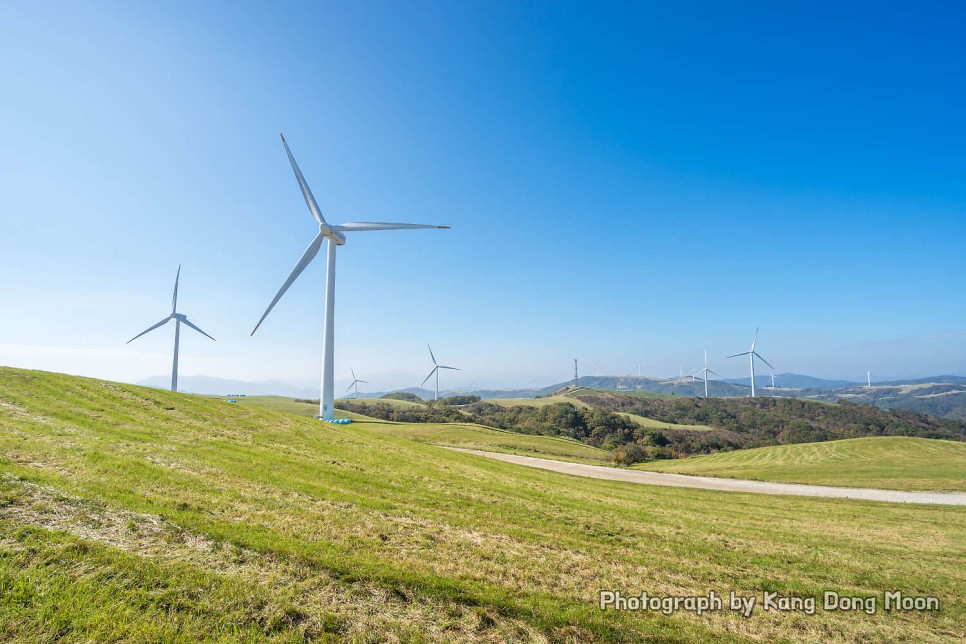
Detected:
[0,368,963,642]
[637,436,966,492]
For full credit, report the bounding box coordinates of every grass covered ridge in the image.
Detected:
[0,367,964,641]
[637,436,966,492]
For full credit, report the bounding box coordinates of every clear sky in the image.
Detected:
[1,1,964,391]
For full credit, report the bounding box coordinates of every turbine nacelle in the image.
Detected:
[320,225,347,245]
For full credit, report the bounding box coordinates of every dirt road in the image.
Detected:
[451,449,966,506]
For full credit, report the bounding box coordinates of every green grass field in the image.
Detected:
[364,421,611,463]
[225,395,371,421]
[1,367,964,641]
[637,436,966,492]
[237,395,607,462]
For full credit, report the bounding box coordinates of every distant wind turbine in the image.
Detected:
[695,350,719,398]
[727,328,774,398]
[345,368,368,399]
[250,134,449,421]
[770,373,777,389]
[421,345,459,401]
[127,266,215,392]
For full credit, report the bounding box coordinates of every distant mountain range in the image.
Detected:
[140,373,966,421]
[138,375,319,399]
[722,373,860,390]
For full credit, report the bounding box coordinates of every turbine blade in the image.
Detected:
[427,345,437,366]
[708,369,720,376]
[251,232,326,335]
[726,351,751,359]
[420,368,437,387]
[172,265,181,314]
[752,327,759,351]
[438,365,459,371]
[351,367,357,380]
[334,222,450,232]
[127,316,172,344]
[181,317,216,341]
[345,382,355,394]
[754,352,775,370]
[280,134,326,226]
[357,380,368,384]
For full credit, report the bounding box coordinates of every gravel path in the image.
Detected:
[451,449,966,506]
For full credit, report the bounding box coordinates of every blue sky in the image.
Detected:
[1,1,964,391]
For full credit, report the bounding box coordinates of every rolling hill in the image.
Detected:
[636,437,966,492]
[1,367,964,641]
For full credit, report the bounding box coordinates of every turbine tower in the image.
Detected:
[251,135,449,421]
[867,369,872,389]
[345,368,368,399]
[421,345,459,401]
[727,328,773,398]
[573,358,578,388]
[127,266,215,392]
[695,349,719,398]
[770,373,777,389]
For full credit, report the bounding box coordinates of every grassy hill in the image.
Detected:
[637,437,966,492]
[1,367,964,641]
[487,395,591,409]
[489,395,715,432]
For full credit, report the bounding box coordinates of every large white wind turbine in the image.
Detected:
[695,349,719,398]
[251,135,449,421]
[345,368,368,399]
[127,266,215,392]
[727,328,773,398]
[421,345,459,401]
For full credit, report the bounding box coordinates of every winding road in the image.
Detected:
[451,449,966,506]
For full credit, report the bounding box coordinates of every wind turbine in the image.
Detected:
[727,328,773,398]
[770,373,777,389]
[695,349,719,398]
[345,368,368,399]
[127,266,215,392]
[421,345,459,401]
[251,134,449,421]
